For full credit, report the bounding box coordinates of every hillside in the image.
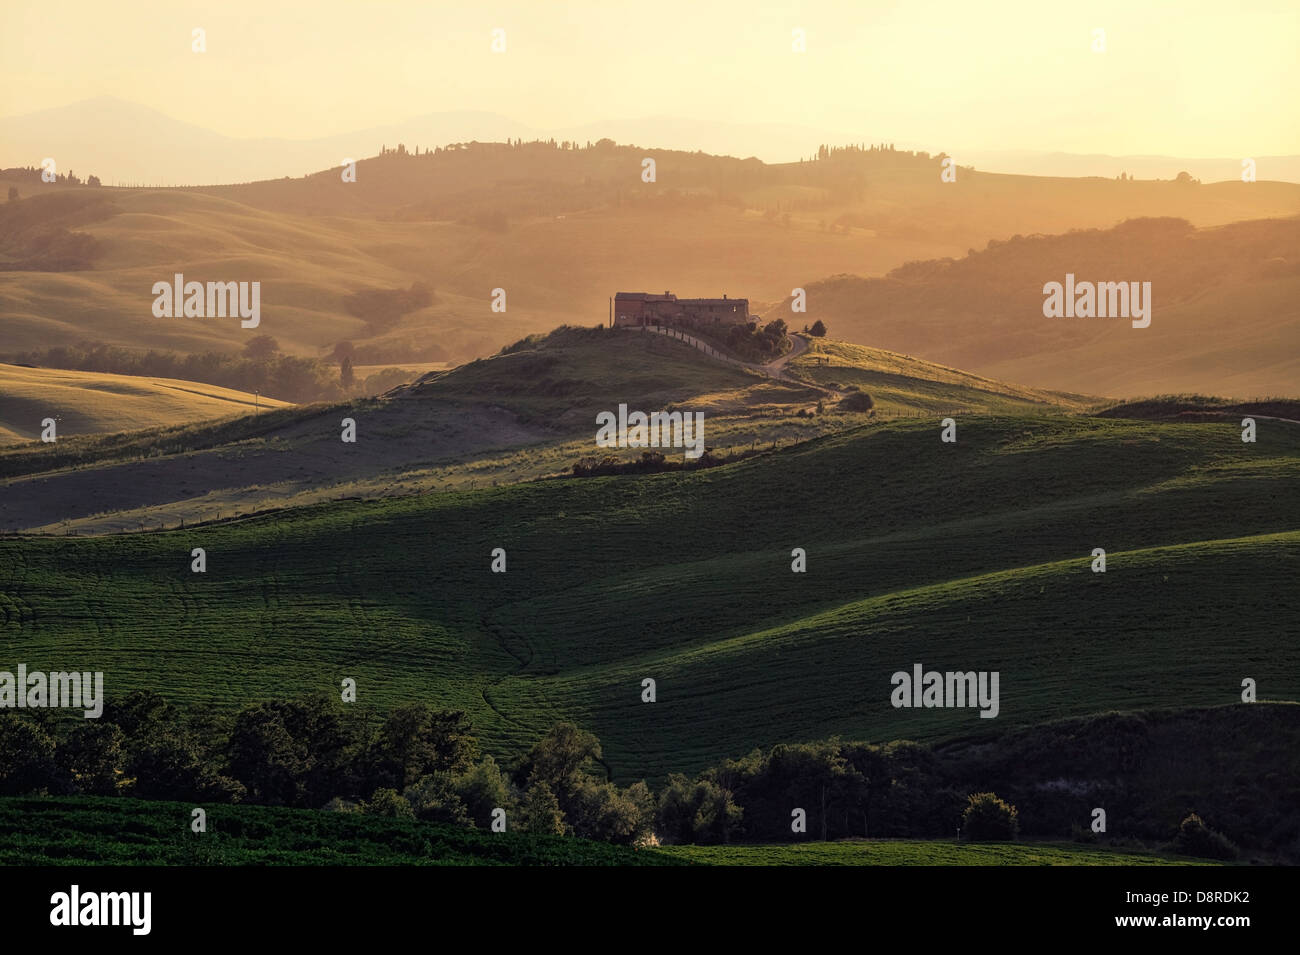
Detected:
[662,843,1214,866]
[0,797,681,866]
[0,328,1081,532]
[0,796,1207,866]
[0,363,290,445]
[783,338,1092,413]
[2,141,1298,391]
[1,410,1294,782]
[792,216,1300,397]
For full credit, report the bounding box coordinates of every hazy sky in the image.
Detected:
[3,0,1297,155]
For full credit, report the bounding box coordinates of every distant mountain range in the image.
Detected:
[4,96,1298,187]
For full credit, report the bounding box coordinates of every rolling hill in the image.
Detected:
[0,328,1084,533]
[7,97,1298,187]
[3,140,1298,397]
[1,403,1295,782]
[791,215,1300,397]
[0,363,289,445]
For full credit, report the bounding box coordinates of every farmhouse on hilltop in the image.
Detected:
[612,291,750,328]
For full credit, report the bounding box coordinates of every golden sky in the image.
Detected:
[3,0,1297,155]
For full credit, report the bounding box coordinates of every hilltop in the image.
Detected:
[0,327,1082,533]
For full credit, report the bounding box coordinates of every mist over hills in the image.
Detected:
[4,97,1298,187]
[3,135,1297,400]
[794,216,1300,397]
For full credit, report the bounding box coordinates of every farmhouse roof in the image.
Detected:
[615,291,676,302]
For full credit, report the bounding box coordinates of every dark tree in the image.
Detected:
[242,335,280,361]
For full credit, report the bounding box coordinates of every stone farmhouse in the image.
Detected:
[611,291,750,328]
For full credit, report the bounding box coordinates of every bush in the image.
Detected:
[961,792,1019,841]
[56,722,127,795]
[838,391,875,412]
[1069,821,1097,843]
[403,773,470,826]
[809,320,827,336]
[721,317,790,362]
[517,780,566,835]
[361,787,415,819]
[343,282,435,333]
[0,716,62,795]
[1171,813,1239,860]
[656,774,743,845]
[452,755,512,829]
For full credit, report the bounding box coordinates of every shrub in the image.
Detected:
[517,780,566,835]
[56,722,127,795]
[0,716,62,795]
[1171,813,1239,860]
[838,391,875,412]
[361,787,415,818]
[961,792,1019,841]
[656,774,743,845]
[342,282,434,333]
[452,755,512,829]
[403,773,470,826]
[1069,821,1097,843]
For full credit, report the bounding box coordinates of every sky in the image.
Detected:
[3,0,1297,156]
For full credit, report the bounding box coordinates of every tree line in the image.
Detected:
[0,696,1260,858]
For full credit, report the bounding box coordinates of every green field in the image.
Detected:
[660,841,1216,866]
[0,797,1213,866]
[2,405,1296,782]
[0,797,681,866]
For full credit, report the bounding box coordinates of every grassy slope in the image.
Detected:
[0,363,290,445]
[0,330,1081,532]
[660,842,1215,866]
[785,338,1094,413]
[1,412,1295,781]
[978,274,1300,398]
[799,216,1300,398]
[0,797,682,866]
[0,795,1209,865]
